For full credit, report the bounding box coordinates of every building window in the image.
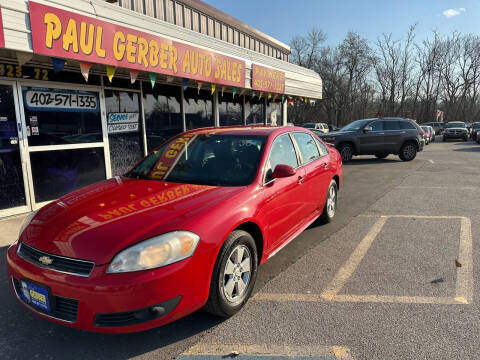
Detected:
[266,99,282,126]
[218,93,243,126]
[143,83,182,152]
[104,90,144,176]
[184,88,213,130]
[245,96,265,125]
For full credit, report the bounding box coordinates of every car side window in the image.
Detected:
[265,134,299,183]
[400,121,416,130]
[315,138,329,157]
[383,121,401,130]
[292,132,320,164]
[370,121,383,131]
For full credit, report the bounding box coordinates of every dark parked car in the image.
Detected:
[318,118,424,162]
[328,124,340,132]
[470,122,480,141]
[443,122,469,142]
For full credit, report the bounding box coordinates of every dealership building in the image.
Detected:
[0,0,322,218]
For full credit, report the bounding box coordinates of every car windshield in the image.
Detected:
[126,133,266,186]
[302,123,315,128]
[446,122,466,128]
[341,119,373,131]
[472,123,480,129]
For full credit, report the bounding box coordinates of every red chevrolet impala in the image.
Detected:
[7,126,342,333]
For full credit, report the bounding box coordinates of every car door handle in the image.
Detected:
[316,162,328,170]
[297,176,304,184]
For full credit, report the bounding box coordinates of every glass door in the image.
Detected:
[18,83,108,210]
[0,82,30,217]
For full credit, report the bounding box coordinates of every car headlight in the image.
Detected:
[106,231,200,273]
[18,210,38,239]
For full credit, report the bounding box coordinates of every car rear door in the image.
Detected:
[291,132,330,215]
[383,120,403,152]
[259,133,308,249]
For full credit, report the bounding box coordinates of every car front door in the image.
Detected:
[357,120,385,154]
[259,133,307,249]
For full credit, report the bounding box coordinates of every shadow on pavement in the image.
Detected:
[343,157,401,165]
[0,245,223,360]
[453,146,480,152]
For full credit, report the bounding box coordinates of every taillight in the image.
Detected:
[421,130,425,136]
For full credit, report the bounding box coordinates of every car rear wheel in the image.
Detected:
[399,142,417,161]
[320,180,338,223]
[204,230,258,317]
[338,143,353,162]
[375,153,389,159]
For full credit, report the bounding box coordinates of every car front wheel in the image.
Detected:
[320,179,338,223]
[204,230,258,317]
[399,142,417,161]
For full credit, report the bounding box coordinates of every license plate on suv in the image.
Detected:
[20,280,51,312]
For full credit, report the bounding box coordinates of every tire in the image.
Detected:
[399,142,417,161]
[375,153,389,159]
[319,179,338,223]
[338,143,353,162]
[204,230,258,317]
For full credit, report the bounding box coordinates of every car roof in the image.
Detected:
[181,125,307,137]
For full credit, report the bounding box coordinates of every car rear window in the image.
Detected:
[400,121,416,130]
[383,121,401,130]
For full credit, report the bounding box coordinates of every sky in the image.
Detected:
[204,0,480,47]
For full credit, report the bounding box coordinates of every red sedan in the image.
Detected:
[7,126,342,333]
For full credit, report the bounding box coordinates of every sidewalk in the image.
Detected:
[0,214,27,247]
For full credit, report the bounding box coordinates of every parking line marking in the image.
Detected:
[254,215,474,306]
[252,293,461,305]
[180,343,354,359]
[456,217,474,304]
[320,217,388,300]
[396,186,476,190]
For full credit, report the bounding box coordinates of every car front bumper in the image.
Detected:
[7,243,210,333]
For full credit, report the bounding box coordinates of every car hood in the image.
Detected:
[20,177,244,264]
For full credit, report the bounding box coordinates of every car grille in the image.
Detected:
[12,277,79,322]
[446,130,465,135]
[17,243,94,277]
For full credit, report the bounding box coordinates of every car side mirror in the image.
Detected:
[272,164,296,179]
[363,126,373,132]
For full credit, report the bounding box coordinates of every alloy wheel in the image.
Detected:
[326,184,337,218]
[403,144,416,160]
[222,245,252,303]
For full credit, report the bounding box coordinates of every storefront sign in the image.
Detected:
[107,112,139,133]
[28,2,246,87]
[251,64,285,93]
[23,89,99,112]
[0,6,5,48]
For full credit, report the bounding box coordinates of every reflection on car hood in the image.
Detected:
[20,177,244,264]
[445,127,467,131]
[319,130,357,137]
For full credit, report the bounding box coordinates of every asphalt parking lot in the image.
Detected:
[1,138,479,359]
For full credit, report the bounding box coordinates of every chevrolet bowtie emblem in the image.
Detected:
[38,256,53,265]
